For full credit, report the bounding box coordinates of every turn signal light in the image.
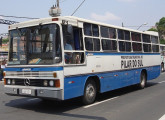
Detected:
[53,72,57,78]
[55,80,60,88]
[4,78,6,85]
[3,72,6,77]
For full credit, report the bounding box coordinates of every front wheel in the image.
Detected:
[82,80,97,105]
[138,72,147,89]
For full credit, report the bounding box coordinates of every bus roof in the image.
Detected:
[9,16,158,36]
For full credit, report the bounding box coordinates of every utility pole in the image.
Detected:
[57,0,59,8]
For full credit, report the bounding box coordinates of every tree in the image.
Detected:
[156,17,165,40]
[148,28,158,32]
[0,37,2,46]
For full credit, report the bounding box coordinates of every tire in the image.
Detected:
[161,63,164,72]
[138,72,147,89]
[82,80,97,105]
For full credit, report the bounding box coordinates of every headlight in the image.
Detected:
[12,79,15,85]
[7,79,11,85]
[49,80,54,87]
[43,80,48,87]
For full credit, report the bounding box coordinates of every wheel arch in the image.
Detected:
[161,62,164,65]
[84,75,101,93]
[141,69,147,81]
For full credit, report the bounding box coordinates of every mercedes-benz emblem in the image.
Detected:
[24,78,30,86]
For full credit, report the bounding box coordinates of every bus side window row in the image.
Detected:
[84,37,159,52]
[83,22,159,44]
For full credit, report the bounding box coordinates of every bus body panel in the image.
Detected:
[63,53,160,100]
[63,65,160,100]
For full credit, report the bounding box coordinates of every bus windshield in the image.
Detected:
[8,24,62,65]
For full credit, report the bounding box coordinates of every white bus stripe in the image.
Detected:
[84,96,118,109]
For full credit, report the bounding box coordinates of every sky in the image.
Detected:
[0,0,165,34]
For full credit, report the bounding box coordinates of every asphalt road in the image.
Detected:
[1,73,165,120]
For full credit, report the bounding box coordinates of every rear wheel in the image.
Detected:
[138,72,147,89]
[82,80,97,105]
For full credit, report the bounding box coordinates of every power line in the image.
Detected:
[0,19,18,25]
[0,33,8,36]
[124,26,154,28]
[0,15,39,19]
[71,0,86,16]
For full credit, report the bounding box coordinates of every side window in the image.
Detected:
[84,23,92,36]
[63,25,84,51]
[92,24,99,37]
[84,23,99,37]
[151,36,158,44]
[152,45,159,52]
[124,31,130,40]
[118,29,124,40]
[62,25,74,50]
[132,43,142,52]
[143,44,151,52]
[102,39,117,51]
[119,41,131,52]
[85,38,93,51]
[125,42,131,52]
[73,28,84,50]
[101,26,116,39]
[93,38,100,51]
[118,30,130,40]
[101,26,109,38]
[142,34,151,43]
[85,37,100,51]
[119,41,125,51]
[131,32,141,42]
[109,28,116,39]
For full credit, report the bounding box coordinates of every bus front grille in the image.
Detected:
[5,71,53,78]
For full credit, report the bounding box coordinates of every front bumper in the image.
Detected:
[4,85,63,100]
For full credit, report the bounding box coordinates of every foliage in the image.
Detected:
[2,38,9,44]
[148,28,158,32]
[160,39,165,44]
[157,17,165,39]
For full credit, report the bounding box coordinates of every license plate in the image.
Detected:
[22,89,32,95]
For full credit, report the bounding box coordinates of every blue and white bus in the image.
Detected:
[4,16,161,104]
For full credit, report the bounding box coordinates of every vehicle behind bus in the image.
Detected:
[160,44,165,72]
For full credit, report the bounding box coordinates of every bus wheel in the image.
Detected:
[161,63,164,72]
[139,72,146,89]
[82,80,97,105]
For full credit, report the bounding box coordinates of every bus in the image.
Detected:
[4,16,161,104]
[160,44,165,72]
